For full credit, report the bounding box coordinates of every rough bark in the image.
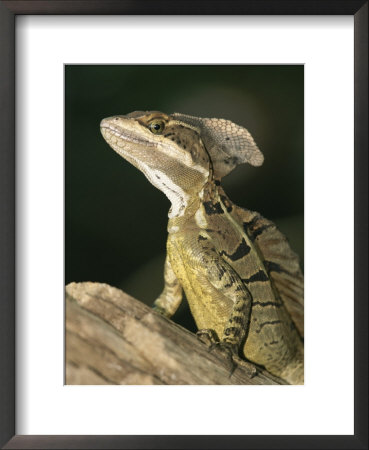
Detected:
[65,282,287,385]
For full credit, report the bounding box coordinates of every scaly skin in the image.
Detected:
[100,110,304,384]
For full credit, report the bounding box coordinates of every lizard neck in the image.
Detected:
[167,179,221,233]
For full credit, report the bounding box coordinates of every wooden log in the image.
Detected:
[65,282,287,385]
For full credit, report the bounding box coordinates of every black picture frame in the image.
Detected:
[0,1,367,449]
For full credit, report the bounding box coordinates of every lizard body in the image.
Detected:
[100,111,304,384]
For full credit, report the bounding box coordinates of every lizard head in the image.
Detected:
[100,110,263,217]
[100,111,213,217]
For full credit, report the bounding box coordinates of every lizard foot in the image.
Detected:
[233,356,259,379]
[152,304,170,318]
[217,346,259,379]
[197,332,258,378]
[197,330,237,375]
[196,328,219,347]
[210,341,238,376]
[213,345,259,379]
[196,330,257,377]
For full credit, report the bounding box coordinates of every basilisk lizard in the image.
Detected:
[100,111,304,384]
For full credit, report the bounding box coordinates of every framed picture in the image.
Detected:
[0,1,367,449]
[65,63,304,387]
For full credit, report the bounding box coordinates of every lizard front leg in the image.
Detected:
[189,234,253,356]
[153,256,183,318]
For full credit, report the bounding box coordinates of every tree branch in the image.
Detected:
[65,282,286,385]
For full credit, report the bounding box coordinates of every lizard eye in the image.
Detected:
[149,120,165,135]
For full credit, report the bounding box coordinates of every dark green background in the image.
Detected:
[65,65,303,331]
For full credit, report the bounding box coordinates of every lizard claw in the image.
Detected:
[196,328,219,347]
[196,330,257,378]
[196,331,237,375]
[217,345,259,379]
[210,341,238,376]
[152,304,170,317]
[235,357,259,378]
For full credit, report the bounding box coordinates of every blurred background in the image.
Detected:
[65,65,304,332]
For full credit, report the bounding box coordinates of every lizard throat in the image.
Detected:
[142,167,190,219]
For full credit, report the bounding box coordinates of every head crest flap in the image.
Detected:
[172,113,264,178]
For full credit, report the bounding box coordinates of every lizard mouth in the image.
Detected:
[100,121,153,147]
